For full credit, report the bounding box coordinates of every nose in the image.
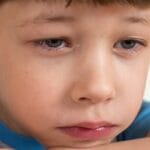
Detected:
[70,50,116,104]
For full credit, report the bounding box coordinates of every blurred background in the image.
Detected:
[144,69,150,101]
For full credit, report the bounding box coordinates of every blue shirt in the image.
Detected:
[0,101,150,150]
[0,122,45,149]
[117,101,150,141]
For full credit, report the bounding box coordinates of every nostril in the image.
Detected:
[78,95,112,104]
[79,97,90,102]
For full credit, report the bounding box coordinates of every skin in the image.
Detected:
[0,0,149,149]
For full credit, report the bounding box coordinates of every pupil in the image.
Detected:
[122,40,135,49]
[46,39,62,47]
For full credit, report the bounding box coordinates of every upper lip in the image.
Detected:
[60,121,116,129]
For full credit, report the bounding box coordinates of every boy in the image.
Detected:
[0,0,150,149]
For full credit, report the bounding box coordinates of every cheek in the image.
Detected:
[115,68,148,128]
[0,38,75,135]
[0,65,68,133]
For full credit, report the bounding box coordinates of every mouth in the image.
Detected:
[58,121,118,141]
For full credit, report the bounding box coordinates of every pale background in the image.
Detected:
[144,69,150,101]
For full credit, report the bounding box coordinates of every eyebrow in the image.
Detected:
[19,14,150,28]
[123,16,150,26]
[34,14,75,23]
[18,14,75,27]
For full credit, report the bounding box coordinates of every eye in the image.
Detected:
[30,37,73,56]
[114,39,146,53]
[118,40,137,49]
[36,38,69,50]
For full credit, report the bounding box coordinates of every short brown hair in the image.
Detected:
[0,0,150,8]
[65,0,150,7]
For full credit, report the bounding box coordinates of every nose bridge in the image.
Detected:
[70,45,116,104]
[81,44,113,84]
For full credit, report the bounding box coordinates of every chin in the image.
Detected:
[48,138,114,149]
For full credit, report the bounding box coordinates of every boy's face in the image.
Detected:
[0,0,150,149]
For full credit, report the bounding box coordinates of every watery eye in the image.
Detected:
[31,37,73,56]
[119,40,137,49]
[114,38,146,53]
[45,39,65,48]
[38,38,68,50]
[115,40,140,50]
[113,38,147,57]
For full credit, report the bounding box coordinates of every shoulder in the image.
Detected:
[117,101,150,141]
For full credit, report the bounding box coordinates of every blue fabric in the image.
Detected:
[0,101,149,149]
[117,101,150,141]
[0,122,45,150]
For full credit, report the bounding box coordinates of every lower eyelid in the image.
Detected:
[26,41,74,56]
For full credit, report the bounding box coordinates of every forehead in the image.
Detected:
[1,0,150,29]
[15,0,150,26]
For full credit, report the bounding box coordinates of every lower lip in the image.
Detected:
[59,126,116,140]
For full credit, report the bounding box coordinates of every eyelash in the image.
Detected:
[114,38,146,54]
[34,38,71,51]
[32,37,146,56]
